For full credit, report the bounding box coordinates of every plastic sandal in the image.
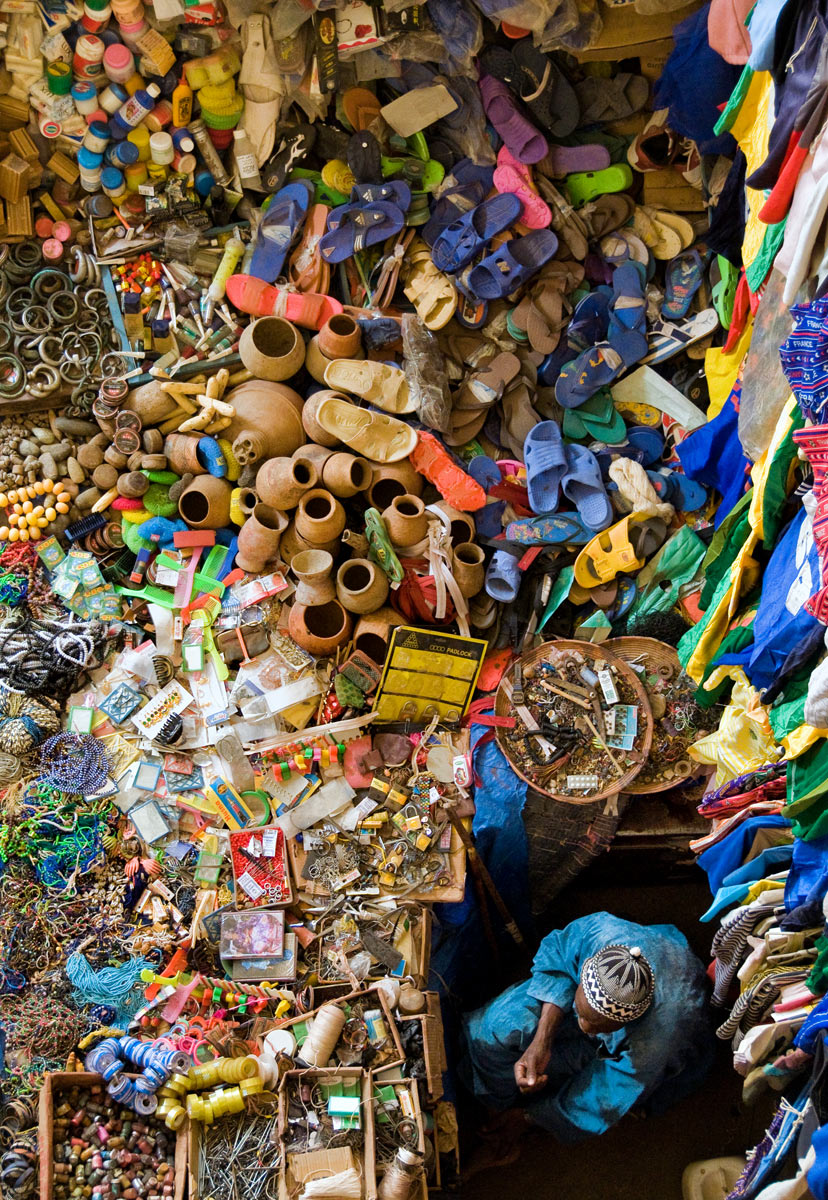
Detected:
[431,193,522,273]
[478,74,548,164]
[511,39,580,138]
[342,86,381,132]
[604,575,636,620]
[524,420,567,513]
[610,261,647,335]
[562,389,627,444]
[505,512,594,545]
[642,309,719,364]
[561,443,613,530]
[510,262,583,355]
[290,167,349,207]
[662,249,706,319]
[321,158,356,195]
[492,146,552,229]
[403,242,457,330]
[323,360,415,414]
[539,143,610,177]
[225,275,342,328]
[568,288,612,350]
[467,229,559,301]
[648,208,694,249]
[485,549,522,601]
[574,72,649,125]
[381,156,445,192]
[350,180,412,209]
[583,194,636,239]
[555,330,646,408]
[455,352,521,411]
[364,508,404,583]
[625,424,664,466]
[287,203,331,295]
[564,164,634,208]
[711,255,739,329]
[410,431,487,512]
[574,515,666,587]
[319,200,405,264]
[249,180,314,282]
[313,393,418,463]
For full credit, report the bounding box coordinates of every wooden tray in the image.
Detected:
[494,639,653,804]
[270,983,407,1071]
[399,991,446,1103]
[278,1068,376,1200]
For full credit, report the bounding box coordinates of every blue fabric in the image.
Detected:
[677,388,752,527]
[722,844,794,888]
[794,994,828,1054]
[696,816,793,893]
[700,882,753,923]
[784,835,828,912]
[808,1121,828,1200]
[459,913,712,1141]
[747,0,791,70]
[744,509,822,693]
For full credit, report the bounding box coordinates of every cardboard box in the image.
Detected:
[573,0,704,60]
[369,1075,428,1200]
[278,1069,376,1200]
[273,983,407,1070]
[308,904,431,989]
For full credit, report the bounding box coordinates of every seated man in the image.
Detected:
[460,911,712,1164]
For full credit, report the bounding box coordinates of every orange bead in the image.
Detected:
[7,528,18,542]
[43,480,54,493]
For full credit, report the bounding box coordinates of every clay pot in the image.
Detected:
[165,433,205,476]
[288,600,352,657]
[236,504,289,572]
[354,607,400,665]
[305,337,334,385]
[293,443,335,469]
[336,558,389,615]
[239,317,306,382]
[291,549,335,604]
[256,456,318,510]
[279,520,340,566]
[452,542,485,597]
[433,500,476,546]
[322,453,372,498]
[125,380,179,424]
[365,458,423,510]
[178,475,232,529]
[318,314,362,360]
[224,379,305,466]
[302,390,344,448]
[382,494,428,547]
[295,489,345,544]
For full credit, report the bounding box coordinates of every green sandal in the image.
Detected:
[381,156,445,193]
[364,508,404,583]
[564,164,633,208]
[289,167,349,207]
[562,388,627,444]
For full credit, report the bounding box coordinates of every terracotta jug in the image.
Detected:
[336,558,389,615]
[382,494,428,547]
[295,489,345,544]
[433,500,476,546]
[279,520,340,566]
[294,443,335,469]
[322,453,372,498]
[365,458,423,510]
[179,476,232,530]
[224,379,305,466]
[288,600,352,657]
[354,607,400,665]
[238,317,305,382]
[452,542,485,597]
[256,456,318,509]
[165,433,205,476]
[302,390,345,448]
[318,313,362,359]
[291,549,335,604]
[236,504,289,573]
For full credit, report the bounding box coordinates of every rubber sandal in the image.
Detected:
[319,200,406,265]
[561,443,612,530]
[249,180,314,282]
[625,424,664,466]
[582,193,635,239]
[225,275,342,328]
[524,420,567,513]
[505,511,594,544]
[323,359,414,414]
[492,146,552,229]
[347,130,382,183]
[648,208,694,250]
[637,206,683,260]
[261,125,316,193]
[431,193,522,272]
[478,74,548,164]
[668,472,707,512]
[478,647,516,692]
[456,294,489,329]
[556,329,646,407]
[567,288,612,350]
[610,260,647,334]
[363,507,404,583]
[535,177,589,260]
[485,549,522,601]
[564,164,633,208]
[510,260,583,354]
[642,309,719,364]
[710,255,739,329]
[350,180,411,210]
[313,393,418,463]
[381,156,445,192]
[574,514,666,587]
[539,143,609,177]
[287,202,331,294]
[455,352,521,411]
[604,576,636,620]
[511,39,580,138]
[402,242,457,330]
[662,249,706,320]
[342,86,381,132]
[467,229,559,301]
[410,431,487,512]
[575,73,649,125]
[562,389,627,444]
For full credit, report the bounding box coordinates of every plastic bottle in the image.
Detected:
[204,230,245,321]
[232,128,262,192]
[171,77,192,126]
[110,80,159,137]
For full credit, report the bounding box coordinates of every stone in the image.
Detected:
[67,457,85,484]
[31,427,55,443]
[40,452,57,479]
[18,439,39,457]
[54,417,98,436]
[75,488,101,510]
[49,442,71,463]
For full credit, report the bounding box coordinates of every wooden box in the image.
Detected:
[278,1068,376,1200]
[369,1074,428,1200]
[187,1094,281,1200]
[309,904,431,989]
[399,992,446,1103]
[270,983,406,1070]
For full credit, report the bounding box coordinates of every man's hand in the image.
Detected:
[514,1040,551,1094]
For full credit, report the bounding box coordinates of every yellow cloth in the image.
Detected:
[705,317,754,420]
[783,723,828,760]
[729,70,775,274]
[690,668,782,786]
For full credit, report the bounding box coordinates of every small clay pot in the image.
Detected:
[124,379,179,424]
[336,558,389,615]
[452,542,485,597]
[301,389,346,448]
[293,443,335,469]
[164,433,205,476]
[279,520,340,566]
[238,317,306,382]
[318,313,362,360]
[365,458,423,510]
[322,452,372,498]
[288,600,352,657]
[433,500,476,546]
[291,548,335,604]
[179,475,232,530]
[236,503,289,572]
[354,608,400,665]
[305,336,334,385]
[382,494,428,547]
[256,455,318,510]
[295,488,345,544]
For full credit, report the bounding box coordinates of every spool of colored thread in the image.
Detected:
[103,41,134,82]
[73,34,105,79]
[46,60,73,94]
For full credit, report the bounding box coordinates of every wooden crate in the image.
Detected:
[278,1068,376,1200]
[269,983,406,1070]
[187,1094,281,1200]
[399,992,446,1104]
[39,1072,187,1200]
[308,904,431,989]
[369,1074,428,1200]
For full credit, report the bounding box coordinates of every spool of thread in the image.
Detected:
[377,1149,424,1200]
[299,1004,346,1067]
[73,34,105,79]
[71,81,99,114]
[103,41,134,82]
[46,60,73,94]
[264,1028,296,1057]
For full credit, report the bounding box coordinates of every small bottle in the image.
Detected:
[232,128,262,191]
[171,77,192,126]
[110,80,159,137]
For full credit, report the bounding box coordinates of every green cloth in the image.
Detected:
[807,935,828,995]
[678,559,737,671]
[700,509,752,611]
[714,64,755,135]
[539,567,575,631]
[694,620,756,709]
[624,525,707,624]
[761,404,803,547]
[786,739,828,813]
[746,219,788,296]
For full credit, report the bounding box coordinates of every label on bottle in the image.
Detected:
[234,151,259,180]
[121,94,149,126]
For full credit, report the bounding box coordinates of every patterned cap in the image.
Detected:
[580,944,655,1024]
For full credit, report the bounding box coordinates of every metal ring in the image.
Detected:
[10,243,41,270]
[22,306,51,334]
[47,291,79,325]
[0,357,26,398]
[27,364,60,398]
[38,335,63,366]
[99,352,130,379]
[32,268,70,299]
[14,336,44,365]
[59,358,85,385]
[83,287,108,313]
[0,326,12,353]
[68,247,88,284]
[6,288,33,317]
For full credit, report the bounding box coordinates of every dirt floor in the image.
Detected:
[457,872,777,1200]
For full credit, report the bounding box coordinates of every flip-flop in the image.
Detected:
[492,146,552,229]
[478,74,548,164]
[323,359,415,414]
[625,424,664,466]
[667,471,707,512]
[662,249,706,320]
[403,241,457,330]
[567,288,612,350]
[225,275,342,327]
[342,87,381,131]
[467,229,559,301]
[484,549,522,601]
[642,309,719,364]
[364,508,404,583]
[290,167,349,207]
[313,393,418,463]
[431,193,523,272]
[455,294,489,329]
[347,130,382,183]
[574,514,666,587]
[524,420,567,513]
[287,202,331,294]
[410,431,487,511]
[710,255,739,329]
[610,261,647,334]
[321,158,356,195]
[562,389,627,444]
[637,206,684,260]
[561,443,613,530]
[604,576,636,621]
[249,180,314,282]
[511,39,580,138]
[583,193,636,239]
[261,125,316,193]
[535,177,589,260]
[575,73,649,125]
[349,180,412,210]
[505,511,594,545]
[539,143,610,177]
[648,208,694,250]
[565,164,634,208]
[555,330,645,408]
[381,156,445,192]
[455,352,521,410]
[319,201,405,264]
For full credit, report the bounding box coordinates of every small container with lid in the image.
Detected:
[106,139,139,167]
[172,149,195,174]
[149,130,173,165]
[118,17,149,50]
[101,166,126,200]
[147,162,168,183]
[99,82,128,113]
[127,125,150,160]
[46,61,73,95]
[71,81,99,114]
[124,161,148,191]
[103,42,134,83]
[81,5,111,33]
[73,34,105,79]
[170,127,194,152]
[83,120,111,153]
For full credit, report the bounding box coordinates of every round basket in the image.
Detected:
[604,636,699,794]
[495,639,653,805]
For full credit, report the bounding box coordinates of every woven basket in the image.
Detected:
[495,639,653,805]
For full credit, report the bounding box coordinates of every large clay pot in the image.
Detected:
[288,600,352,657]
[224,379,305,467]
[165,433,205,476]
[336,558,389,615]
[256,456,318,510]
[301,390,344,448]
[291,549,335,604]
[382,494,428,547]
[433,500,476,546]
[322,452,372,498]
[318,313,362,360]
[452,542,485,597]
[354,607,400,665]
[365,458,423,510]
[179,475,232,530]
[125,379,179,424]
[239,317,306,382]
[236,503,288,572]
[295,489,345,544]
[279,520,340,566]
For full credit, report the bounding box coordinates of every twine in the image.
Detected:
[607,459,675,522]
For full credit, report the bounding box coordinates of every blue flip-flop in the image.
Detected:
[605,575,636,620]
[350,180,412,209]
[467,229,559,301]
[505,512,594,545]
[669,471,708,512]
[625,424,664,466]
[468,455,502,489]
[431,193,523,273]
[249,180,314,282]
[610,261,647,336]
[524,420,567,514]
[567,288,612,351]
[561,443,613,530]
[485,549,523,601]
[319,201,405,264]
[662,249,705,320]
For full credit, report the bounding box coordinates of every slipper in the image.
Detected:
[648,208,694,250]
[534,177,589,260]
[505,511,594,544]
[604,576,636,621]
[313,393,418,463]
[637,206,684,260]
[574,514,666,587]
[347,130,382,183]
[626,109,679,173]
[467,229,559,301]
[710,255,739,329]
[363,508,405,584]
[319,201,405,264]
[662,249,706,319]
[478,74,548,164]
[583,193,635,239]
[610,261,647,334]
[290,167,349,207]
[403,241,457,330]
[642,309,719,364]
[511,39,580,138]
[323,360,415,414]
[524,420,566,513]
[625,424,664,466]
[445,407,489,447]
[561,443,613,530]
[567,288,611,350]
[371,227,417,309]
[575,73,649,126]
[455,352,521,410]
[511,260,583,354]
[381,156,445,192]
[410,431,488,512]
[478,647,516,692]
[468,456,502,488]
[565,164,633,208]
[287,202,331,294]
[485,549,522,601]
[225,275,342,327]
[499,378,543,460]
[432,193,523,272]
[260,125,316,193]
[249,180,314,282]
[492,146,552,229]
[539,143,609,177]
[562,389,627,444]
[667,471,707,512]
[321,158,356,195]
[342,87,381,131]
[350,181,412,210]
[555,330,646,407]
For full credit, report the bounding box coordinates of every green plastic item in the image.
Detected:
[381,156,444,192]
[562,389,627,443]
[155,553,181,573]
[405,131,429,161]
[289,167,348,207]
[116,582,177,607]
[145,470,180,485]
[364,508,403,584]
[143,483,178,518]
[201,544,229,580]
[192,570,226,597]
[564,163,633,208]
[121,518,153,555]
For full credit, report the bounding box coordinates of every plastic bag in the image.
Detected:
[402,313,452,434]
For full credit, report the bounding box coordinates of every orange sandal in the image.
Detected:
[287,203,331,294]
[410,431,487,512]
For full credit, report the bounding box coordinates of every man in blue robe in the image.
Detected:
[460,912,713,1164]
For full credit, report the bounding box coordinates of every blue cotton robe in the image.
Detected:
[460,912,712,1142]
